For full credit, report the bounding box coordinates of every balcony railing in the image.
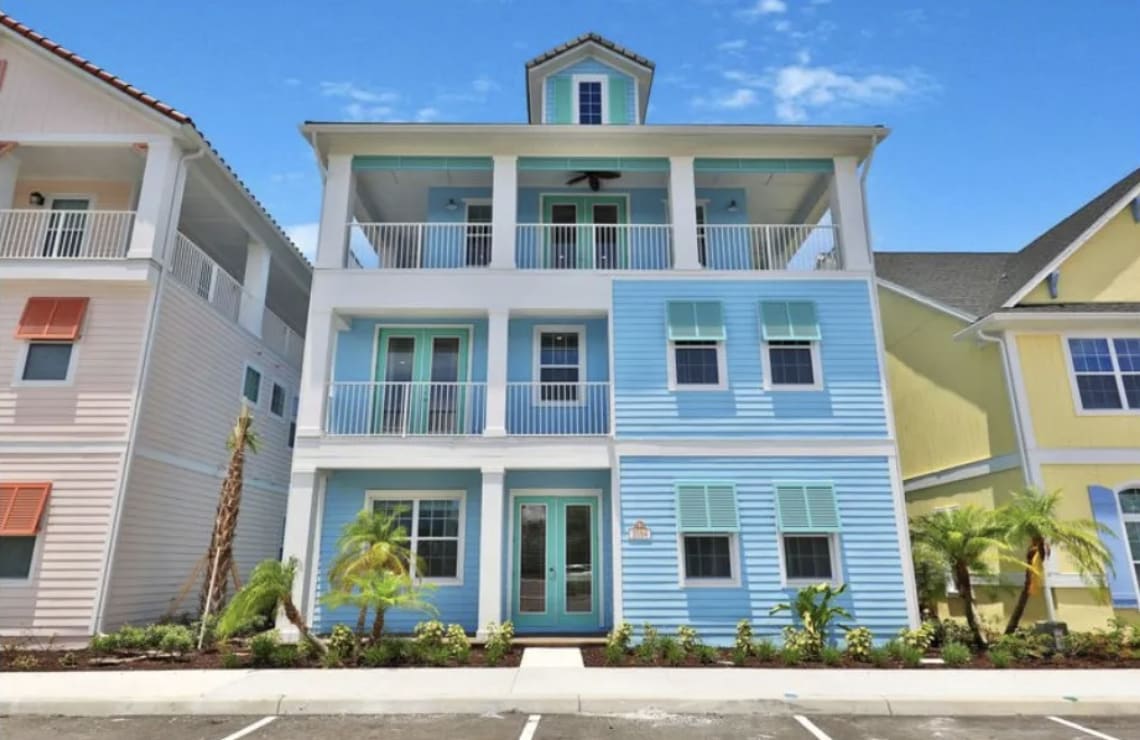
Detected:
[699,224,840,271]
[262,308,305,368]
[168,232,243,321]
[326,381,488,436]
[516,224,672,270]
[506,382,610,436]
[0,209,135,259]
[352,222,492,269]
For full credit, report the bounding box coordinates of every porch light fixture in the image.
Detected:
[726,199,739,213]
[445,198,459,211]
[28,191,45,207]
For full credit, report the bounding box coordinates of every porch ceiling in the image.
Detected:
[13,144,144,183]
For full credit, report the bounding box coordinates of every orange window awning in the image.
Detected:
[15,297,89,341]
[0,482,51,536]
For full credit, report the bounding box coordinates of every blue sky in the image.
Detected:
[7,0,1140,258]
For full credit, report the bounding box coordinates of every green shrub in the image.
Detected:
[413,620,447,650]
[868,647,891,668]
[696,644,719,665]
[677,625,700,655]
[10,654,38,671]
[781,647,803,666]
[606,622,633,652]
[992,629,1052,661]
[271,644,299,668]
[411,642,451,666]
[782,626,822,660]
[320,649,344,668]
[941,642,971,668]
[752,639,778,662]
[484,621,514,666]
[885,639,905,661]
[635,623,660,662]
[328,624,357,660]
[821,645,842,666]
[734,619,754,655]
[446,624,471,663]
[988,648,1011,669]
[157,625,194,656]
[1062,629,1125,661]
[731,646,749,666]
[220,649,243,669]
[770,583,852,655]
[844,626,874,662]
[935,619,973,648]
[249,630,279,667]
[658,636,685,666]
[57,651,79,669]
[89,633,118,654]
[897,622,937,653]
[898,645,923,668]
[361,638,411,667]
[604,641,626,665]
[299,636,324,662]
[115,625,150,651]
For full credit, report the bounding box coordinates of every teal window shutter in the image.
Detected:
[666,301,725,341]
[608,76,630,124]
[760,301,821,341]
[775,483,840,532]
[551,77,572,124]
[675,482,739,532]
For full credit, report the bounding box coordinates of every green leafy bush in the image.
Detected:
[696,644,719,664]
[361,638,411,667]
[991,629,1052,661]
[782,626,822,660]
[821,646,842,666]
[988,648,1011,668]
[89,633,118,654]
[752,639,778,662]
[636,623,660,662]
[897,622,937,652]
[272,644,299,668]
[898,644,923,668]
[220,649,243,669]
[249,630,280,667]
[731,646,749,666]
[734,619,754,655]
[157,625,194,656]
[659,636,685,666]
[57,651,78,669]
[934,619,973,648]
[844,626,874,662]
[604,642,626,665]
[446,624,471,664]
[115,625,150,651]
[941,642,971,667]
[780,647,802,666]
[607,622,633,651]
[10,654,38,671]
[1062,627,1130,661]
[328,624,358,660]
[677,625,700,655]
[413,620,447,649]
[868,647,891,668]
[484,621,514,666]
[770,583,852,655]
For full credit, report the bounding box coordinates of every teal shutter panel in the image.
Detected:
[760,301,821,341]
[676,482,739,532]
[551,77,572,124]
[666,301,726,341]
[608,76,630,124]
[775,483,840,532]
[1088,485,1139,608]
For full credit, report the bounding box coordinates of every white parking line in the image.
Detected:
[518,714,542,740]
[218,716,277,740]
[793,714,832,740]
[1047,716,1121,740]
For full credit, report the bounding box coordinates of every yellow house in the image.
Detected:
[877,167,1140,631]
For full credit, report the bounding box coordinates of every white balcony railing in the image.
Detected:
[506,382,611,436]
[326,381,488,436]
[262,308,305,368]
[699,224,840,271]
[168,232,243,321]
[0,209,135,259]
[516,224,672,270]
[351,222,492,269]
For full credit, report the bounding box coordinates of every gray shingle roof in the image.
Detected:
[525,33,655,70]
[875,251,1014,318]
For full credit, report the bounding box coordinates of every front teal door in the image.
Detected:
[512,495,600,632]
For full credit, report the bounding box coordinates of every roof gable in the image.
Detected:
[875,251,1014,318]
[525,33,654,124]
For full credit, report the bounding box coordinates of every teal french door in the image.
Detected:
[542,196,629,269]
[512,495,600,631]
[374,328,468,434]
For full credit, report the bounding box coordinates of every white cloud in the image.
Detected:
[471,75,500,94]
[717,39,748,52]
[415,106,441,122]
[739,0,786,18]
[343,102,396,121]
[773,19,791,33]
[319,81,401,105]
[771,63,912,122]
[285,222,320,260]
[693,87,759,110]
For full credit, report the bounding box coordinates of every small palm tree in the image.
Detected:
[322,570,436,641]
[910,506,1014,648]
[998,487,1112,634]
[217,557,325,654]
[327,508,415,635]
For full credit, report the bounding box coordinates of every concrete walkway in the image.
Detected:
[3,665,1139,717]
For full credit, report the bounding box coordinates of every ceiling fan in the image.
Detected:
[566,170,621,192]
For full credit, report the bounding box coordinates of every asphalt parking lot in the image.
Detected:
[1,713,1138,740]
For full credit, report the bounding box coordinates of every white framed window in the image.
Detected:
[269,381,287,418]
[15,341,78,386]
[680,533,740,587]
[534,325,585,404]
[1120,488,1140,592]
[242,364,262,406]
[365,491,465,584]
[667,340,727,390]
[1065,336,1140,413]
[572,74,608,125]
[761,340,822,390]
[779,533,842,588]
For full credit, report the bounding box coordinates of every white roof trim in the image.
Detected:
[876,277,976,323]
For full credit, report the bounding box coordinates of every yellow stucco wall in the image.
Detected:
[879,287,1018,480]
[1016,333,1140,448]
[906,467,1026,518]
[1023,209,1140,304]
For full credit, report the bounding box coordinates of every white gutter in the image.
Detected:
[91,142,207,634]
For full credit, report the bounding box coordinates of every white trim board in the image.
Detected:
[875,277,976,323]
[903,453,1022,493]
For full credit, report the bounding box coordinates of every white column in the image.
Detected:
[830,156,872,271]
[277,470,324,641]
[238,239,271,336]
[316,153,354,269]
[490,155,517,269]
[0,148,19,209]
[669,156,700,270]
[128,137,182,260]
[476,468,505,638]
[484,308,509,436]
[296,306,339,437]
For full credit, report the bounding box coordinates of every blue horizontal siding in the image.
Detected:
[316,470,482,634]
[612,279,888,439]
[618,456,909,645]
[333,317,488,383]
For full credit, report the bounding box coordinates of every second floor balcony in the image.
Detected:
[0,208,135,259]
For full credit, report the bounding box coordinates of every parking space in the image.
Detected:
[0,713,1136,739]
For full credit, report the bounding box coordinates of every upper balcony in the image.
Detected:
[315,153,868,275]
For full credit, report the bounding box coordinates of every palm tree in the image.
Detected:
[217,557,325,654]
[998,487,1112,634]
[910,506,1013,648]
[322,570,436,641]
[326,508,415,635]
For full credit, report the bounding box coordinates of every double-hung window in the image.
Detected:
[14,297,87,385]
[536,327,584,403]
[775,482,842,586]
[576,78,604,124]
[1067,337,1140,411]
[675,482,740,586]
[0,482,51,580]
[760,301,822,390]
[242,365,262,406]
[270,382,287,418]
[666,301,727,389]
[369,493,463,582]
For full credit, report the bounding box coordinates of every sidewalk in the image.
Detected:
[3,666,1139,717]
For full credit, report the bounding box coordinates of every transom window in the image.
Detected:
[370,495,462,581]
[783,535,835,582]
[577,80,603,124]
[1121,488,1140,589]
[537,328,583,403]
[766,340,818,387]
[1068,338,1140,411]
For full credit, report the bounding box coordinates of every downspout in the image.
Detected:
[977,328,1057,622]
[92,141,207,634]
